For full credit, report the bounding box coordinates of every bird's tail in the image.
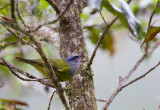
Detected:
[15,57,41,65]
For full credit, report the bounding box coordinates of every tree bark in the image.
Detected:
[55,0,97,110]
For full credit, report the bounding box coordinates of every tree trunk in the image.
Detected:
[55,0,97,110]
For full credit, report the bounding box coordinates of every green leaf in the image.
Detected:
[145,26,160,43]
[102,0,146,40]
[119,0,141,37]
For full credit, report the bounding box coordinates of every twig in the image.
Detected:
[141,0,160,48]
[10,0,17,23]
[27,32,69,110]
[47,91,57,110]
[15,0,28,28]
[103,60,160,110]
[12,102,18,110]
[0,21,36,49]
[0,21,20,40]
[88,16,118,67]
[100,11,108,26]
[27,0,73,32]
[103,37,160,109]
[1,58,42,81]
[0,60,55,87]
[0,41,19,49]
[88,0,133,67]
[45,0,60,14]
[158,104,160,110]
[122,61,160,89]
[96,99,107,103]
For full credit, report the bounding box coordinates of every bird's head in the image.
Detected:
[66,55,82,76]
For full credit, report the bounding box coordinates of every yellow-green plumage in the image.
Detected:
[16,57,72,82]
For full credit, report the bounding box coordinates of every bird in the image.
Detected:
[15,55,82,82]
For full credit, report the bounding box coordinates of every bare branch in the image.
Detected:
[96,99,107,103]
[88,16,118,67]
[47,91,57,110]
[28,0,74,32]
[158,104,160,110]
[100,11,108,26]
[45,0,60,14]
[0,60,55,87]
[122,61,160,89]
[26,32,69,110]
[15,0,28,29]
[103,37,160,109]
[12,102,18,110]
[103,60,160,110]
[10,0,17,23]
[141,0,160,48]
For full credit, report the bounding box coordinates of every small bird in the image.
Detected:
[16,55,82,82]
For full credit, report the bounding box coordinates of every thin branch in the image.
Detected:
[47,91,57,110]
[141,0,160,48]
[88,0,133,67]
[158,104,160,110]
[45,0,60,14]
[103,37,160,110]
[100,11,108,26]
[0,21,36,48]
[26,32,69,110]
[123,54,147,82]
[10,0,17,23]
[103,60,160,110]
[12,103,18,110]
[0,41,19,49]
[1,58,42,81]
[27,0,73,32]
[122,61,160,89]
[88,16,118,67]
[0,21,20,39]
[96,99,107,103]
[15,0,28,28]
[0,60,55,87]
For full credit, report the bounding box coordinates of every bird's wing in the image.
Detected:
[50,59,70,72]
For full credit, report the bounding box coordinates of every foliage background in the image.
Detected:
[0,0,160,109]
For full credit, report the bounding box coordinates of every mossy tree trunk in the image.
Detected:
[54,0,97,110]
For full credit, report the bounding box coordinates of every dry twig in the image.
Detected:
[47,91,57,110]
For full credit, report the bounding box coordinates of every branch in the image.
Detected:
[103,36,160,109]
[96,99,107,103]
[26,32,69,110]
[27,0,73,32]
[10,0,17,23]
[141,0,160,47]
[103,60,160,110]
[158,104,160,110]
[45,0,60,14]
[88,0,133,67]
[15,0,28,29]
[122,61,160,89]
[99,11,108,26]
[0,60,55,87]
[47,91,57,110]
